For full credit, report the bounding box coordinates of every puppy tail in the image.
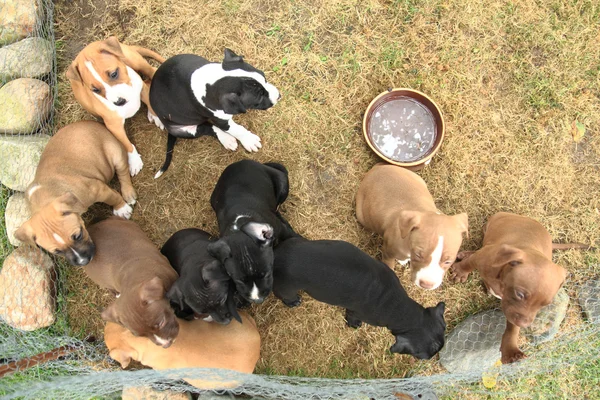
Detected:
[131,46,166,63]
[552,242,596,251]
[154,134,177,179]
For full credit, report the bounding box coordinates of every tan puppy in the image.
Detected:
[356,163,468,290]
[85,218,179,348]
[15,121,136,266]
[450,212,568,364]
[66,36,166,176]
[105,312,261,389]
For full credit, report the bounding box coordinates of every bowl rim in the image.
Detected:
[362,88,445,167]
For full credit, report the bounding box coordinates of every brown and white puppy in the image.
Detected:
[450,212,568,364]
[105,311,261,389]
[356,163,468,290]
[15,121,137,266]
[66,36,166,176]
[85,217,179,348]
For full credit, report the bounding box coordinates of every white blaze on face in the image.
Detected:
[414,236,445,290]
[250,283,260,300]
[52,233,65,244]
[69,247,86,265]
[153,334,170,346]
[84,62,142,119]
[202,315,214,322]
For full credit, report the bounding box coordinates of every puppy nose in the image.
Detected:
[418,280,435,290]
[114,98,127,106]
[251,297,265,304]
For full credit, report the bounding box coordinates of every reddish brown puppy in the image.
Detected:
[450,212,567,364]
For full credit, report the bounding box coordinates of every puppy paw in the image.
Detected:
[501,348,526,364]
[128,146,144,176]
[121,187,137,206]
[215,128,238,151]
[113,203,133,219]
[449,263,470,283]
[238,132,262,152]
[456,251,475,262]
[346,318,363,329]
[147,110,164,130]
[282,296,302,308]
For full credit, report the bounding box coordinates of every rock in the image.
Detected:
[0,134,49,191]
[525,287,569,344]
[0,37,53,81]
[0,78,51,134]
[578,279,600,324]
[5,192,31,246]
[439,309,505,373]
[122,386,192,400]
[0,245,55,330]
[0,0,42,45]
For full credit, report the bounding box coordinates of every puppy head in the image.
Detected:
[167,260,241,325]
[390,302,446,359]
[15,193,95,266]
[101,277,180,348]
[398,211,468,290]
[207,222,274,304]
[494,245,567,328]
[219,48,280,114]
[66,37,140,108]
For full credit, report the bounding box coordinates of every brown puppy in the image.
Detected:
[450,212,568,364]
[356,163,468,290]
[66,36,166,176]
[15,121,136,266]
[105,312,261,389]
[85,217,179,348]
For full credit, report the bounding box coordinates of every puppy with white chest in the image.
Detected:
[356,163,468,290]
[15,121,137,266]
[84,217,179,348]
[149,49,281,178]
[161,228,242,325]
[208,160,299,304]
[66,37,166,176]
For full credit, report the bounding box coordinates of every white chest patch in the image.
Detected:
[28,184,41,199]
[84,62,142,119]
[190,63,279,117]
[250,283,260,300]
[414,236,445,290]
[202,315,214,322]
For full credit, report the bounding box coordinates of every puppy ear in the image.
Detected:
[101,303,120,323]
[14,220,35,245]
[390,336,414,355]
[223,48,243,64]
[493,244,524,269]
[263,163,290,205]
[100,36,125,58]
[66,62,82,82]
[166,282,185,311]
[454,213,469,239]
[220,93,247,114]
[241,222,274,246]
[227,283,243,323]
[52,192,86,215]
[140,277,165,305]
[207,240,232,262]
[398,210,421,239]
[432,301,446,319]
[109,349,133,369]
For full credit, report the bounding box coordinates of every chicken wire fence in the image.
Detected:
[1,0,600,399]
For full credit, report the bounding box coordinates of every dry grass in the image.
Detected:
[54,0,600,382]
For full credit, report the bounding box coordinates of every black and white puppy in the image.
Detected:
[273,238,446,359]
[150,49,280,178]
[208,160,298,304]
[161,228,242,325]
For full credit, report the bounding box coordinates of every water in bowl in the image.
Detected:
[368,96,437,162]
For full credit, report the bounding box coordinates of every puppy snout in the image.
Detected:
[114,97,127,106]
[418,280,436,290]
[161,338,174,349]
[512,313,532,328]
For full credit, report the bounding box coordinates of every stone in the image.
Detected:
[0,134,49,191]
[122,386,192,400]
[525,287,569,344]
[0,0,42,45]
[439,309,505,373]
[5,192,31,246]
[0,37,53,81]
[578,279,600,324]
[0,78,51,134]
[0,245,55,330]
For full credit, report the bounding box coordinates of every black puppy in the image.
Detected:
[208,160,298,304]
[161,228,241,325]
[273,238,446,359]
[150,49,280,178]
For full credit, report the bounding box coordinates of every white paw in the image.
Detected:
[147,111,164,130]
[127,198,136,206]
[215,128,238,151]
[128,146,143,176]
[397,258,411,267]
[238,132,262,152]
[113,203,133,219]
